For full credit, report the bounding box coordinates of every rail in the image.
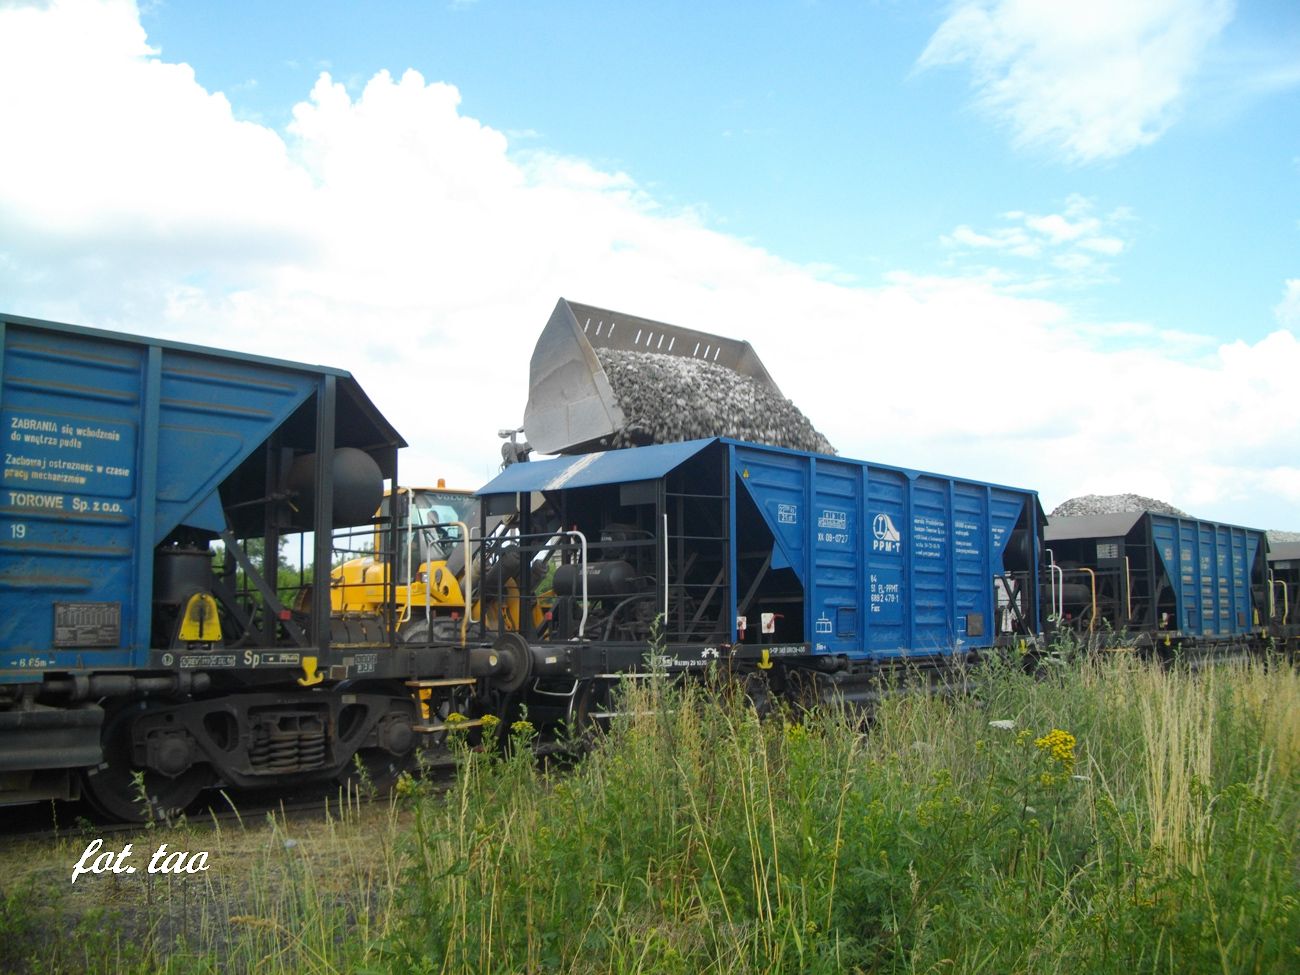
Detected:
[663,513,669,624]
[565,529,590,640]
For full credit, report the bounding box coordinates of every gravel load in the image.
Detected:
[1051,494,1190,518]
[596,348,835,454]
[1268,530,1300,543]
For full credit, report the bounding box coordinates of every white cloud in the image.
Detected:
[918,0,1235,163]
[940,195,1131,288]
[0,0,1297,529]
[1277,280,1300,328]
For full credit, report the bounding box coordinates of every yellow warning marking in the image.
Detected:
[179,593,222,642]
[298,655,324,686]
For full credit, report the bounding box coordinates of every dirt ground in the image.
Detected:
[0,789,415,971]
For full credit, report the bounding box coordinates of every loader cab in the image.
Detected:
[385,486,477,584]
[330,484,477,616]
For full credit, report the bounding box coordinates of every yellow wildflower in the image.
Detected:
[1034,728,1076,772]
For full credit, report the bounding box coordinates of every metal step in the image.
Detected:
[414,717,488,734]
[531,679,580,700]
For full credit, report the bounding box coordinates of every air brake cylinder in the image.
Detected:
[552,560,639,597]
[153,547,213,604]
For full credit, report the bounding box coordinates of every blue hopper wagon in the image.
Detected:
[1043,511,1268,656]
[0,313,500,819]
[469,437,1043,715]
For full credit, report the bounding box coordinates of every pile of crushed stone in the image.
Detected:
[1268,530,1300,543]
[596,348,834,455]
[1050,494,1190,518]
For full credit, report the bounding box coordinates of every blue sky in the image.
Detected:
[1,0,1299,527]
[139,0,1299,340]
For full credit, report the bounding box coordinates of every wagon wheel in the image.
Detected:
[336,681,420,795]
[569,677,617,739]
[82,703,213,823]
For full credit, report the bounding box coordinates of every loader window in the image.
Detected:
[409,491,477,561]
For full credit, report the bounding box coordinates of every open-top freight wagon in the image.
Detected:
[468,436,1044,721]
[1042,511,1269,658]
[0,313,507,819]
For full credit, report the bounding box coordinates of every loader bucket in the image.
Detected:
[523,298,785,455]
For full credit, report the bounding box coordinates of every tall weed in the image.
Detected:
[380,657,1299,975]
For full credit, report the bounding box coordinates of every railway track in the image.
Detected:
[1,762,458,845]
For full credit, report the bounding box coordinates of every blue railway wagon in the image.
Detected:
[0,313,479,818]
[0,317,391,668]
[471,438,1042,711]
[1043,511,1267,651]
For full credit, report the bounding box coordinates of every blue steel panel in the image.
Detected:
[911,476,952,653]
[1198,523,1217,635]
[0,327,145,665]
[154,350,316,540]
[1151,515,1262,638]
[1182,520,1202,635]
[1232,531,1251,629]
[989,489,1025,568]
[953,482,990,646]
[1214,526,1230,632]
[1151,519,1179,623]
[734,446,808,583]
[864,467,907,654]
[134,348,162,669]
[0,322,341,677]
[810,457,859,654]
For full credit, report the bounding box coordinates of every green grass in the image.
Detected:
[3,655,1297,974]
[379,656,1300,974]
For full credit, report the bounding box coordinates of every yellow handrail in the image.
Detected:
[1077,566,1097,633]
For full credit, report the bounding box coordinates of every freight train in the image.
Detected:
[0,305,1288,821]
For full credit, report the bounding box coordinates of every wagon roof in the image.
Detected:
[1044,511,1145,541]
[479,438,717,494]
[1269,541,1300,561]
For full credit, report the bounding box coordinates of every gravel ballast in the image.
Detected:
[596,348,834,454]
[1050,494,1190,518]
